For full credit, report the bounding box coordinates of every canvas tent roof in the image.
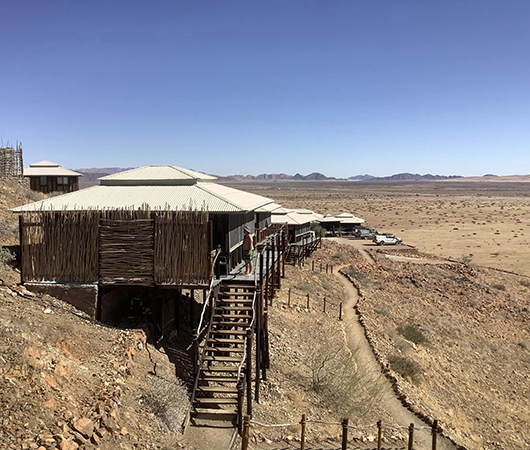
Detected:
[12,165,273,213]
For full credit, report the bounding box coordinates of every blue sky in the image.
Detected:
[1,0,529,177]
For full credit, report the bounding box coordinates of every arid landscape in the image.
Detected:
[230,180,530,277]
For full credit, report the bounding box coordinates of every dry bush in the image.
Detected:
[397,324,429,346]
[142,375,189,432]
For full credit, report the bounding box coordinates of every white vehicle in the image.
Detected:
[373,233,403,245]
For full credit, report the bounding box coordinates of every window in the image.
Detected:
[57,177,68,185]
[40,176,47,186]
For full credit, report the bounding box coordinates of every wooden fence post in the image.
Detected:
[242,415,251,450]
[326,264,328,274]
[19,215,24,284]
[342,418,348,450]
[320,263,322,273]
[255,290,261,403]
[408,423,414,450]
[281,229,286,278]
[246,329,253,417]
[288,288,291,307]
[312,261,314,271]
[432,420,438,450]
[339,302,343,321]
[300,414,306,450]
[323,297,326,313]
[377,420,382,450]
[262,312,268,380]
[271,238,276,298]
[265,246,270,307]
[237,379,244,435]
[306,294,310,311]
[191,329,199,378]
[331,265,333,274]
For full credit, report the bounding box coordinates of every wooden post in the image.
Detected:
[339,302,343,321]
[265,246,270,307]
[331,265,333,274]
[271,238,276,299]
[312,261,314,271]
[408,423,414,450]
[237,379,244,435]
[255,290,261,403]
[320,263,322,273]
[18,215,24,284]
[189,289,195,330]
[281,229,286,278]
[191,329,199,378]
[341,418,348,450]
[262,312,268,380]
[306,293,310,311]
[300,414,306,450]
[246,330,253,417]
[432,420,438,450]
[326,264,329,274]
[323,297,326,313]
[288,288,291,307]
[377,420,382,450]
[242,415,251,450]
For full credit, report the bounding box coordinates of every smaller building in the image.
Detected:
[24,160,82,193]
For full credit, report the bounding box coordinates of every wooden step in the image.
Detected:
[212,321,250,328]
[219,292,254,297]
[205,346,244,353]
[195,397,238,405]
[218,298,253,304]
[221,283,254,289]
[210,329,248,335]
[202,365,238,372]
[197,386,238,394]
[201,376,238,383]
[213,314,252,320]
[193,408,237,416]
[203,355,242,363]
[215,306,253,312]
[207,338,245,345]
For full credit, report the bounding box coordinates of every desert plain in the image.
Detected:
[231,180,530,277]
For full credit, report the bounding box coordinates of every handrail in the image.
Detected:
[196,247,221,337]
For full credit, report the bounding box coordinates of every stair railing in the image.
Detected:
[182,248,221,432]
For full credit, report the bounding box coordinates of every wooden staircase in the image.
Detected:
[191,279,255,424]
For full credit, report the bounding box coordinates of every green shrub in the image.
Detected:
[310,222,326,237]
[0,247,14,270]
[492,284,506,291]
[388,355,422,384]
[397,324,429,346]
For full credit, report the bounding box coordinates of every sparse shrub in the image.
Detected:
[142,376,189,432]
[321,280,333,293]
[397,324,429,346]
[294,281,312,293]
[345,267,372,287]
[520,280,530,288]
[333,250,350,264]
[0,247,14,270]
[492,284,506,291]
[388,355,422,384]
[310,222,326,237]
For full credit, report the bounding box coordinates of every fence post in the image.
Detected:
[237,379,244,435]
[300,414,306,450]
[191,329,199,378]
[255,290,261,403]
[339,302,343,321]
[377,420,382,450]
[331,265,333,274]
[242,415,251,450]
[288,288,291,307]
[281,228,286,278]
[320,263,322,273]
[312,261,314,271]
[271,238,276,298]
[326,264,328,274]
[306,294,310,311]
[265,246,270,307]
[246,329,253,417]
[408,423,414,450]
[432,420,438,450]
[341,418,348,450]
[19,215,25,284]
[323,297,326,313]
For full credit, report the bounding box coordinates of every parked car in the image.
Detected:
[373,233,403,245]
[353,227,378,239]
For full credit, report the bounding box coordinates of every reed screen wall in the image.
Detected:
[20,209,211,285]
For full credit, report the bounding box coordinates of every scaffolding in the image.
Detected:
[0,142,24,178]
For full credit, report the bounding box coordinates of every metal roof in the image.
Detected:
[24,161,82,177]
[99,165,216,185]
[255,202,282,213]
[271,211,318,226]
[12,183,273,213]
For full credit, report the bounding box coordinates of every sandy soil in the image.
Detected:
[230,181,530,276]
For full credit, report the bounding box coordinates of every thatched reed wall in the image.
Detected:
[20,209,211,286]
[20,212,99,282]
[154,210,211,285]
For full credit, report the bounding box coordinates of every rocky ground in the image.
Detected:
[344,244,530,450]
[0,279,190,450]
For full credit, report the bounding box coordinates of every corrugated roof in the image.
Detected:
[255,202,282,213]
[99,165,216,184]
[271,211,318,226]
[30,160,61,167]
[24,161,82,177]
[197,183,272,211]
[340,217,365,224]
[12,183,273,213]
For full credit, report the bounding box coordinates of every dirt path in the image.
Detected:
[184,423,236,450]
[331,237,376,264]
[336,271,457,450]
